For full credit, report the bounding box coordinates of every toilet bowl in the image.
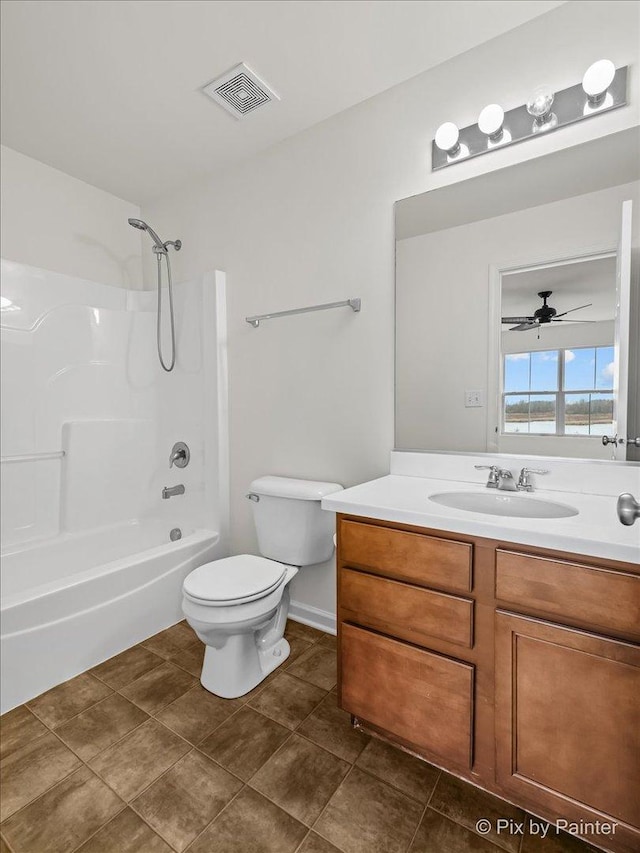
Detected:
[183,554,298,698]
[182,475,342,699]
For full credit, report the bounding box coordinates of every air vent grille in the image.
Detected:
[203,63,279,119]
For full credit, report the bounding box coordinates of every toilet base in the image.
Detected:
[200,633,291,699]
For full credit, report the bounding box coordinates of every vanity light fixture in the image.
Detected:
[434,122,469,160]
[432,60,627,170]
[582,59,616,111]
[478,104,511,146]
[526,86,558,132]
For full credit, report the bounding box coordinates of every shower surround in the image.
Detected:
[0,259,229,712]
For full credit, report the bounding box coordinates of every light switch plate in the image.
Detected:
[465,390,484,408]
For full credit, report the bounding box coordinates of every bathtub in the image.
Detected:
[0,522,224,713]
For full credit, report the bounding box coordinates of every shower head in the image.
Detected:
[127,218,166,252]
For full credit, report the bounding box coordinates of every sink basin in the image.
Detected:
[429,491,579,519]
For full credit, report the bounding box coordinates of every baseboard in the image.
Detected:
[289,600,337,635]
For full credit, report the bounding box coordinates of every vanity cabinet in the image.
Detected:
[336,514,640,853]
[495,612,640,831]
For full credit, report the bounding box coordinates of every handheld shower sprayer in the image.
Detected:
[128,218,182,372]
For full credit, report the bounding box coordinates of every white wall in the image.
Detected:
[1,146,143,287]
[142,1,640,619]
[396,182,640,459]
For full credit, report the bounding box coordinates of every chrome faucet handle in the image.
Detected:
[617,493,640,526]
[602,435,619,447]
[169,441,190,468]
[475,464,499,488]
[517,467,549,492]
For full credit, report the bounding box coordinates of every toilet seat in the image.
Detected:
[183,554,287,607]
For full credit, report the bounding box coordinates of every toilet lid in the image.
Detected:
[183,555,287,604]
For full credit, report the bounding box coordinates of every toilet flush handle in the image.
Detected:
[246,493,260,502]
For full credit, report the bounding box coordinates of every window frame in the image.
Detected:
[502,345,614,438]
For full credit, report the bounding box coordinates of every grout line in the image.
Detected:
[66,802,130,853]
[404,769,441,853]
[292,829,312,853]
[181,783,248,852]
[90,658,166,692]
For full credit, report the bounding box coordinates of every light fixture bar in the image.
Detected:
[432,65,627,171]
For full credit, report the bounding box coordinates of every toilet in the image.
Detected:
[182,476,342,698]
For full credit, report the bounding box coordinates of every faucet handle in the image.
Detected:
[475,464,499,487]
[517,467,549,491]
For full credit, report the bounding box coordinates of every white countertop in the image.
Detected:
[322,474,640,564]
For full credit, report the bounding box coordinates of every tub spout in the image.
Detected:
[162,484,185,499]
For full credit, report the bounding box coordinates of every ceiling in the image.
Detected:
[502,256,617,322]
[1,0,563,204]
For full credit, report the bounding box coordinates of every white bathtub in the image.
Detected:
[1,522,223,713]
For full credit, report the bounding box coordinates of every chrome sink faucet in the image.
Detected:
[516,467,549,492]
[475,464,518,491]
[162,484,185,499]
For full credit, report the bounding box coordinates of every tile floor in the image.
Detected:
[0,620,596,853]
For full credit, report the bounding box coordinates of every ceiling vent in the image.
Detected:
[202,62,279,119]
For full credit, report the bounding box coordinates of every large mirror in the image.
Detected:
[395,128,640,461]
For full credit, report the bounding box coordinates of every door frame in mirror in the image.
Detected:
[487,246,619,457]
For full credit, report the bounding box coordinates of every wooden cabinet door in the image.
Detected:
[341,623,474,770]
[495,611,640,844]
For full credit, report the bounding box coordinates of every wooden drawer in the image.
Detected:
[496,550,640,639]
[340,519,472,593]
[341,568,473,648]
[341,623,474,769]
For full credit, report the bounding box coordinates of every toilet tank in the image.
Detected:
[248,476,343,566]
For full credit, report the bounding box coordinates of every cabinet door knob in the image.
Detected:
[617,493,640,526]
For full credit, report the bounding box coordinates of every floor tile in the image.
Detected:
[248,672,326,730]
[55,693,149,761]
[285,621,326,644]
[133,749,242,852]
[297,692,369,763]
[89,718,190,801]
[141,622,200,659]
[250,734,349,826]
[0,731,82,821]
[429,772,525,853]
[156,685,243,745]
[315,766,423,853]
[198,706,290,781]
[286,645,337,691]
[90,646,163,690]
[318,634,338,651]
[298,833,344,853]
[26,673,112,729]
[119,661,196,714]
[521,823,599,852]
[285,635,313,664]
[409,808,501,853]
[236,668,281,704]
[75,807,172,853]
[164,621,200,650]
[0,705,48,761]
[168,643,204,677]
[355,738,440,803]
[1,766,123,853]
[189,786,307,853]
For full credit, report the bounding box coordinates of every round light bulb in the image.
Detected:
[434,122,460,154]
[478,104,504,138]
[582,59,615,103]
[526,86,554,120]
